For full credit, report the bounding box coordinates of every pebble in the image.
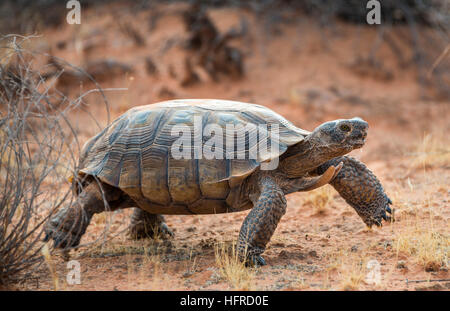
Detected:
[308,250,318,258]
[396,260,407,269]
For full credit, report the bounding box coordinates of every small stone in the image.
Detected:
[308,250,318,258]
[157,86,177,100]
[319,225,330,232]
[382,241,393,249]
[145,57,158,75]
[182,271,194,278]
[396,260,407,269]
[56,41,67,50]
[424,262,440,272]
[278,250,289,259]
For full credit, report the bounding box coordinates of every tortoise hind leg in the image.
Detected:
[127,208,174,240]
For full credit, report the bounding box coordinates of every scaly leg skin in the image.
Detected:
[237,177,287,266]
[44,182,132,249]
[317,156,393,227]
[127,208,174,240]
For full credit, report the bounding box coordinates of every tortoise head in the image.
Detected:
[311,117,369,154]
[279,117,369,177]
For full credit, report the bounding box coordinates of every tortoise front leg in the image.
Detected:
[44,182,132,248]
[317,156,393,227]
[127,208,174,240]
[237,177,287,266]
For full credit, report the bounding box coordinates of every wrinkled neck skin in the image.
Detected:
[279,135,349,178]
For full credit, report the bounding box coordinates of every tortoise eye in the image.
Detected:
[340,124,351,132]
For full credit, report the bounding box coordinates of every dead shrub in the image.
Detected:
[0,35,109,285]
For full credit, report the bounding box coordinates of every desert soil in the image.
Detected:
[12,3,449,291]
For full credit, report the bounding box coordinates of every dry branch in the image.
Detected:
[0,35,110,285]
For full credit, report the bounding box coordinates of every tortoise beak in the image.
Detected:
[352,134,366,148]
[350,118,368,148]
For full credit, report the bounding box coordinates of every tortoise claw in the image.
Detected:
[53,232,80,249]
[43,233,50,242]
[255,255,267,266]
[53,237,64,249]
[382,213,392,222]
[161,223,174,236]
[385,199,394,222]
[128,221,174,240]
[43,220,82,249]
[377,199,394,226]
[386,205,392,214]
[375,219,383,227]
[245,255,266,267]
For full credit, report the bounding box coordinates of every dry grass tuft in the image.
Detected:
[303,186,335,215]
[82,240,163,258]
[41,244,59,290]
[326,250,378,291]
[135,248,166,290]
[411,133,450,169]
[339,266,366,291]
[394,226,449,272]
[214,241,256,290]
[392,170,449,273]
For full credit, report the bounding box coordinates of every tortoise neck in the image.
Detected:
[279,136,340,178]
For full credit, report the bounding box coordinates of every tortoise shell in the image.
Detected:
[77,99,309,214]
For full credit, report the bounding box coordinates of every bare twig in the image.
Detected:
[0,35,113,285]
[427,44,450,79]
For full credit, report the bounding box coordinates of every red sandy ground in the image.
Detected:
[12,3,449,290]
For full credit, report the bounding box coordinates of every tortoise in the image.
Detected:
[44,99,393,265]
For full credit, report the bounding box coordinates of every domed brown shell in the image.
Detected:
[77,99,309,214]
